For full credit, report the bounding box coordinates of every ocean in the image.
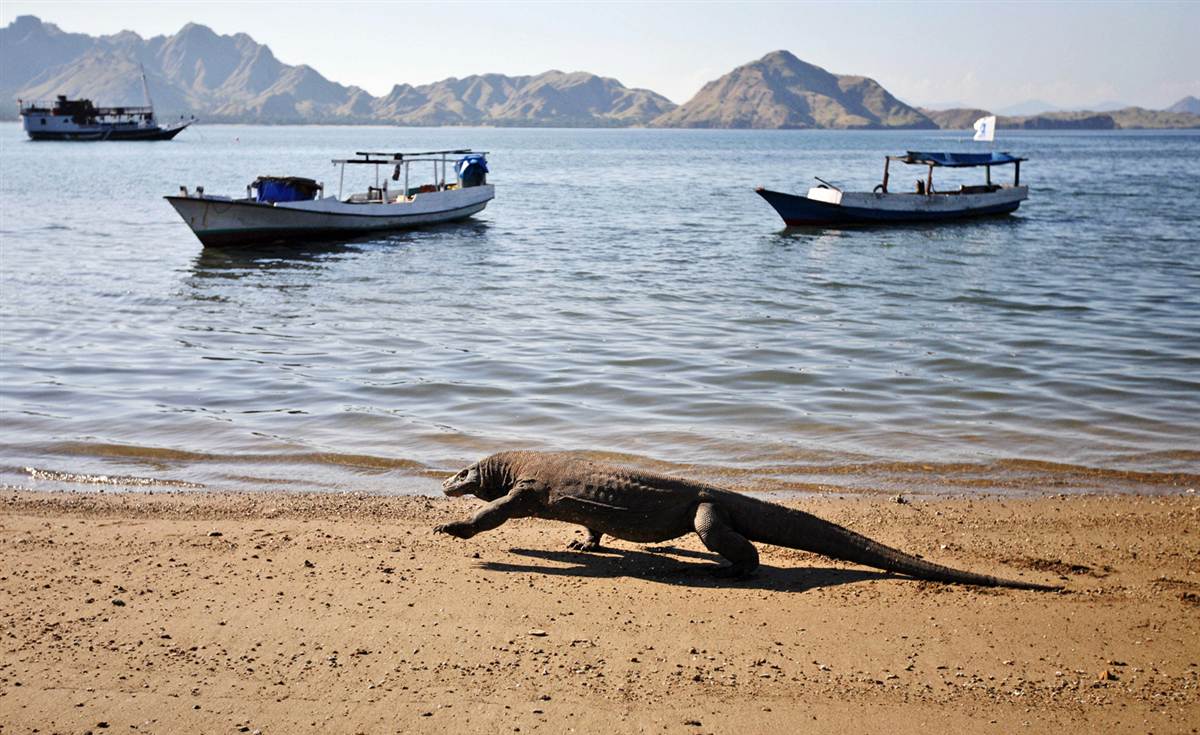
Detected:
[1,123,1197,496]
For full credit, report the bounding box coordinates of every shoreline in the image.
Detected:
[5,450,1197,499]
[2,490,1197,733]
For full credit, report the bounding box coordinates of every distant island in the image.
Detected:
[3,15,1197,130]
[649,50,935,129]
[922,105,1200,131]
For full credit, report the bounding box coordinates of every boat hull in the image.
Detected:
[25,122,191,142]
[756,185,1027,226]
[165,185,494,247]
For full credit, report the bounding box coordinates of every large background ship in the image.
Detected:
[17,66,193,141]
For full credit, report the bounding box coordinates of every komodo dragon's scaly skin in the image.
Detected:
[434,451,1059,590]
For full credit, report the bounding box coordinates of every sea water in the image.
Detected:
[1,124,1197,495]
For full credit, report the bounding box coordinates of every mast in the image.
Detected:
[139,63,154,111]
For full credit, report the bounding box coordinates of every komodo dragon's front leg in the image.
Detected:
[694,502,759,577]
[434,483,541,539]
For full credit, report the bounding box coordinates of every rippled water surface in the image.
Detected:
[1,123,1197,495]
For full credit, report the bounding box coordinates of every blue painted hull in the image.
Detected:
[756,188,1022,226]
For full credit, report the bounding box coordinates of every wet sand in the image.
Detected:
[1,489,1197,734]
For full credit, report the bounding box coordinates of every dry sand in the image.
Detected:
[1,489,1197,734]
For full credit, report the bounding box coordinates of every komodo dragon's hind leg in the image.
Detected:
[567,528,604,551]
[694,502,759,577]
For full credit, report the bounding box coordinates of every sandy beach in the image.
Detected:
[1,489,1197,734]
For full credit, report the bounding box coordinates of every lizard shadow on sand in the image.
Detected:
[480,545,892,592]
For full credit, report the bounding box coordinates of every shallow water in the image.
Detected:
[1,123,1197,495]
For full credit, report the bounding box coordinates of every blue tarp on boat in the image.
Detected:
[903,151,1024,167]
[254,176,321,203]
[456,154,488,187]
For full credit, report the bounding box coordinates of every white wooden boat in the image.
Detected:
[165,150,493,247]
[756,151,1028,226]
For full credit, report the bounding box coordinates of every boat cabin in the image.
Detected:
[19,95,157,125]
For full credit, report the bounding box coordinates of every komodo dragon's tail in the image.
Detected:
[737,500,1060,591]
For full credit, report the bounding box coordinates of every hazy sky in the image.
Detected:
[3,1,1197,109]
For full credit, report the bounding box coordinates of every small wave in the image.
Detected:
[37,441,429,472]
[940,294,1093,314]
[24,466,205,489]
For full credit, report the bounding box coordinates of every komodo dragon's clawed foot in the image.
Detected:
[434,522,475,539]
[708,564,756,579]
[567,529,604,552]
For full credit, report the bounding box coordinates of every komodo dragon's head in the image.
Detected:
[442,463,484,497]
[442,452,529,500]
[441,456,511,501]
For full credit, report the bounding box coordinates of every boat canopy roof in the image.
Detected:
[893,151,1025,167]
[332,149,488,165]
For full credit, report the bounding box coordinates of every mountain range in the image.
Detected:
[2,15,1197,130]
[0,16,674,126]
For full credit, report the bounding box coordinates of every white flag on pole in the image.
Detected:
[973,115,996,142]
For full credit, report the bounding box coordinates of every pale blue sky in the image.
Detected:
[3,1,1197,109]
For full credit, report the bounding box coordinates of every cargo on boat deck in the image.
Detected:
[253,177,323,203]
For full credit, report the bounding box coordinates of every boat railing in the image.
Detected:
[18,99,59,112]
[330,150,489,202]
[19,99,156,116]
[90,105,156,117]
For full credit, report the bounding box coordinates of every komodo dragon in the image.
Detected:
[434,451,1058,590]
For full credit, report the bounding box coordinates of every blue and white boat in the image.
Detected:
[756,151,1028,226]
[19,95,192,141]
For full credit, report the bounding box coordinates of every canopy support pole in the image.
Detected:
[882,157,890,193]
[927,165,934,196]
[1014,161,1020,186]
